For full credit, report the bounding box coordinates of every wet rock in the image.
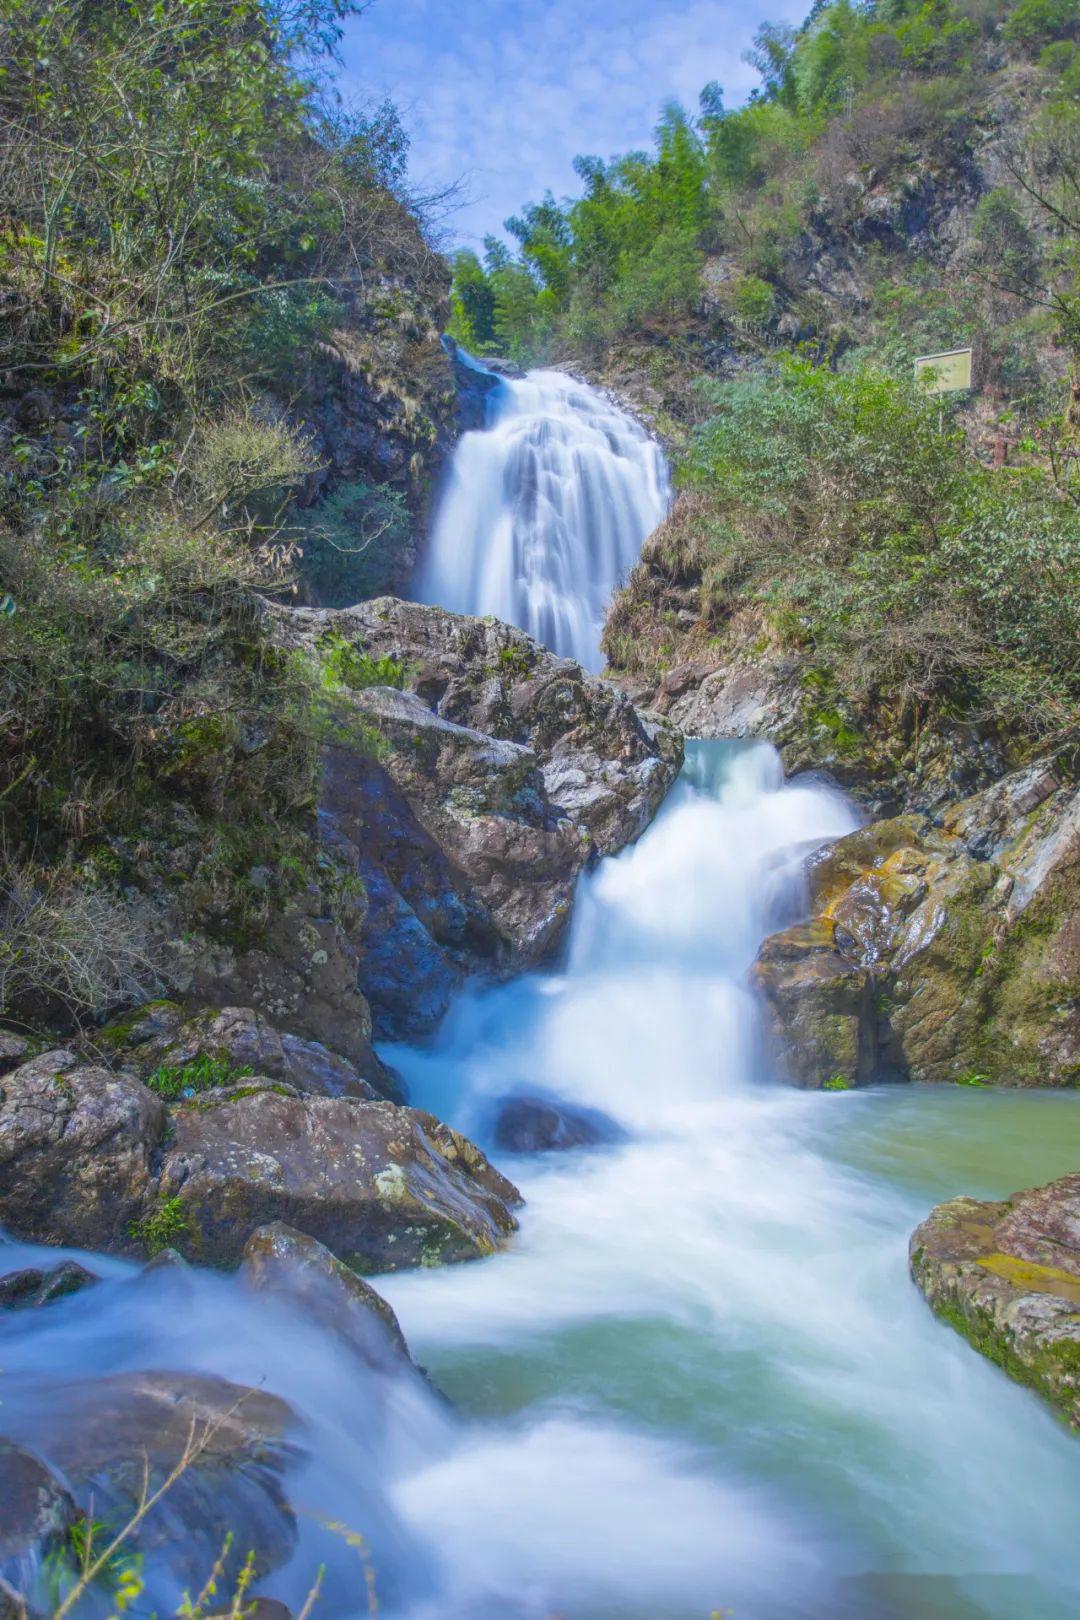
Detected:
[139,1246,190,1278]
[0,1052,165,1249]
[492,1095,626,1153]
[445,337,506,429]
[273,597,682,1036]
[754,753,1080,1087]
[242,1222,415,1374]
[0,1260,99,1310]
[12,1371,299,1585]
[157,1090,522,1271]
[0,1440,78,1594]
[752,921,880,1089]
[910,1174,1080,1428]
[96,1001,397,1102]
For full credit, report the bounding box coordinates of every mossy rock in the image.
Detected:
[910,1175,1080,1429]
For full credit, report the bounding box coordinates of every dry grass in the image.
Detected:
[0,856,161,1027]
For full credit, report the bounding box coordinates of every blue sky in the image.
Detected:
[338,0,809,246]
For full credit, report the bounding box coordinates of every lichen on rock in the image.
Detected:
[753,748,1080,1088]
[910,1174,1080,1428]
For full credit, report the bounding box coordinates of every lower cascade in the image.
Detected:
[5,745,1079,1619]
[415,361,669,670]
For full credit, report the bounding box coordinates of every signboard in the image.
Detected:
[914,347,973,395]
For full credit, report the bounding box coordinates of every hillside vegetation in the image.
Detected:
[451,0,1080,756]
[0,0,452,1027]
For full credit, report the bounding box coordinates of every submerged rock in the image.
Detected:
[0,1440,78,1596]
[0,1260,99,1310]
[9,1371,299,1586]
[753,750,1080,1087]
[157,1090,522,1271]
[273,596,682,1035]
[492,1095,625,1153]
[242,1222,415,1374]
[910,1175,1080,1428]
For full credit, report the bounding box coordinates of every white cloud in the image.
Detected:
[340,0,808,245]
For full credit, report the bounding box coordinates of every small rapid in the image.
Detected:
[415,363,669,669]
[377,742,1080,1620]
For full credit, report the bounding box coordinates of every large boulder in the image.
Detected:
[0,1051,165,1248]
[0,1049,521,1269]
[242,1222,415,1375]
[94,1000,399,1102]
[273,597,682,1035]
[910,1175,1080,1428]
[157,1089,522,1271]
[753,751,1080,1087]
[7,1372,299,1587]
[179,880,386,1080]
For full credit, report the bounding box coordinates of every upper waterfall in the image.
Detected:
[415,361,670,670]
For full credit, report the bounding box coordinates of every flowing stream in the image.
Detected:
[415,362,669,669]
[5,377,1080,1620]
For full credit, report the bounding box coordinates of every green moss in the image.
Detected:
[927,1292,1080,1428]
[318,632,405,691]
[144,1051,253,1100]
[495,643,535,677]
[128,1196,191,1256]
[96,1000,182,1050]
[183,1081,291,1110]
[822,1075,852,1091]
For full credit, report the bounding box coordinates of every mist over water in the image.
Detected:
[415,364,669,669]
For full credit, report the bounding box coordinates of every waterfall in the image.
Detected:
[416,363,669,670]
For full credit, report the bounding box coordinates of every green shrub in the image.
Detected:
[731,275,777,326]
[295,480,412,605]
[317,633,406,691]
[0,0,421,986]
[972,189,1040,283]
[1003,0,1079,47]
[611,230,704,329]
[684,355,1080,731]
